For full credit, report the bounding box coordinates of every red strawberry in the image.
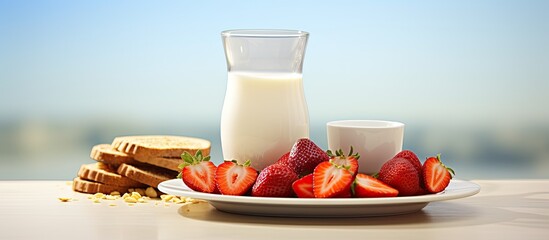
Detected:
[353,174,399,198]
[334,188,353,198]
[423,154,455,193]
[287,138,329,176]
[179,150,217,193]
[275,152,290,166]
[327,147,360,176]
[252,164,299,197]
[393,150,422,174]
[215,160,258,196]
[291,174,314,198]
[377,157,423,196]
[313,161,354,198]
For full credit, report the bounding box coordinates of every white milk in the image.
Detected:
[220,71,309,170]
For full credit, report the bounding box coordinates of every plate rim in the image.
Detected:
[158,178,480,206]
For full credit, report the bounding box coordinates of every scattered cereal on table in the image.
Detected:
[145,187,158,198]
[58,197,71,202]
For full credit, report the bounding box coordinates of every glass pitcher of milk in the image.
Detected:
[221,29,310,170]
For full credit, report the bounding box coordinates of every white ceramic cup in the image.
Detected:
[327,120,404,174]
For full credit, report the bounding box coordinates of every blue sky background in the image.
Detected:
[1,1,548,179]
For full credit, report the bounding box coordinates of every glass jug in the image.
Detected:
[221,29,310,170]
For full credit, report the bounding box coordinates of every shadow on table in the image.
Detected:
[177,192,549,229]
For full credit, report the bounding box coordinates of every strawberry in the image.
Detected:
[352,173,399,198]
[423,154,455,193]
[393,150,422,174]
[275,152,290,166]
[179,150,217,193]
[377,157,423,196]
[252,164,299,197]
[334,188,353,198]
[327,147,360,176]
[287,138,329,176]
[215,160,258,196]
[313,161,353,198]
[291,174,314,198]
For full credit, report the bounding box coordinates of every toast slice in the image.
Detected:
[90,144,141,166]
[111,135,211,161]
[72,177,130,194]
[130,156,183,172]
[77,162,146,188]
[117,163,178,188]
[112,136,211,171]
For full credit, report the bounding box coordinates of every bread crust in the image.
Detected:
[117,163,178,188]
[112,135,211,160]
[90,144,141,166]
[78,163,146,187]
[72,177,130,194]
[131,156,183,172]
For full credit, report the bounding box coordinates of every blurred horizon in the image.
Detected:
[1,0,548,180]
[2,117,548,180]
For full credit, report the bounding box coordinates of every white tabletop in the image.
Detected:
[1,180,548,240]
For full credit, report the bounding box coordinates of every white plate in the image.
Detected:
[158,179,480,217]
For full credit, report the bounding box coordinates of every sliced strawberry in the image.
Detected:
[327,147,360,176]
[252,164,299,197]
[313,161,353,198]
[423,154,455,193]
[291,174,314,198]
[179,150,217,193]
[288,138,329,176]
[353,174,399,198]
[215,160,258,196]
[334,188,352,198]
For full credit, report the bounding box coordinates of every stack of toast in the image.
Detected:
[73,135,211,195]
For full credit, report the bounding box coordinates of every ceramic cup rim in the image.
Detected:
[327,120,404,129]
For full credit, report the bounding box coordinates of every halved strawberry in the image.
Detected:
[423,154,455,193]
[179,150,217,193]
[215,160,258,196]
[313,161,353,198]
[291,174,314,198]
[334,188,352,198]
[353,173,399,197]
[327,147,359,176]
[288,138,329,176]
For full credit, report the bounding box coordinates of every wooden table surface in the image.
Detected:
[1,180,548,240]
